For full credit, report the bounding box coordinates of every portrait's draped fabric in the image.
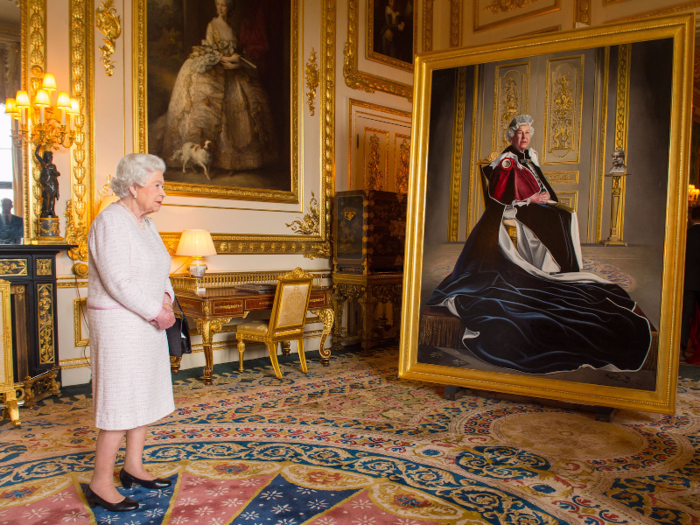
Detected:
[428,147,652,374]
[151,20,277,172]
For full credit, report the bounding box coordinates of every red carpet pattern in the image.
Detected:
[0,348,699,524]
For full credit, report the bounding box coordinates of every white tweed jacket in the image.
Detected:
[87,203,174,321]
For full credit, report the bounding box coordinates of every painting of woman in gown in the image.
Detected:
[147,0,289,194]
[426,115,652,376]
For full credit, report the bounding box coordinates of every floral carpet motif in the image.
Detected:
[1,348,700,524]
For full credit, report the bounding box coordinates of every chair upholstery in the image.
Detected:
[236,267,314,379]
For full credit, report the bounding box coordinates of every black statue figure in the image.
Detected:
[35,145,60,218]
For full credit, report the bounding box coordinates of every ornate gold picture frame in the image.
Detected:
[400,14,694,414]
[134,0,336,257]
[133,0,300,204]
[366,0,417,72]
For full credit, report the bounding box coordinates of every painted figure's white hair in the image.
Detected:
[505,114,535,142]
[111,153,166,198]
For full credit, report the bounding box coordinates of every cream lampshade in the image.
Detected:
[176,229,217,279]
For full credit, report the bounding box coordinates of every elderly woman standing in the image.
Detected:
[85,153,176,512]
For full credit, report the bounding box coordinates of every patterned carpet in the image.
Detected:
[1,347,700,524]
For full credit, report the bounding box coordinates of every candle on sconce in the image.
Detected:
[15,90,29,127]
[35,89,50,124]
[56,92,70,126]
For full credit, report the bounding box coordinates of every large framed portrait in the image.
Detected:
[135,0,298,203]
[367,0,416,71]
[400,14,694,414]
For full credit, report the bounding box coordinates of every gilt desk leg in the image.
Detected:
[2,390,20,427]
[311,308,335,366]
[196,318,231,385]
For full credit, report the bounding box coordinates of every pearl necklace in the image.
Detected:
[119,200,146,230]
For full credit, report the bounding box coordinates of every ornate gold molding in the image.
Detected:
[543,55,584,165]
[492,63,529,152]
[305,48,319,116]
[96,0,121,77]
[25,0,46,239]
[466,67,480,235]
[607,1,700,23]
[395,135,410,193]
[450,0,463,48]
[137,0,332,258]
[73,298,89,347]
[344,0,412,100]
[286,192,320,235]
[575,0,591,26]
[485,0,538,13]
[595,46,610,243]
[423,0,433,52]
[37,283,54,364]
[543,170,579,184]
[36,258,51,276]
[66,0,94,278]
[448,68,467,242]
[613,44,631,242]
[475,0,561,33]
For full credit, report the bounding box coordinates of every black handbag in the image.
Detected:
[166,298,191,357]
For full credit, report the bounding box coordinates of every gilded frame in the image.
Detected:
[133,0,335,257]
[344,0,412,100]
[400,15,695,414]
[365,0,417,72]
[133,0,299,204]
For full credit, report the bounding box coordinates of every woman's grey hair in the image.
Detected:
[505,114,535,142]
[110,153,166,198]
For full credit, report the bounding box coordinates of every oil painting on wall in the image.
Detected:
[368,0,415,70]
[145,0,293,200]
[400,15,694,414]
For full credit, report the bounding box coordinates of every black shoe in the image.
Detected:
[85,486,139,512]
[119,469,172,489]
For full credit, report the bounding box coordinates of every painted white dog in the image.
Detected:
[171,140,213,180]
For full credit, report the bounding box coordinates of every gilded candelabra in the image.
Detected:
[5,73,80,151]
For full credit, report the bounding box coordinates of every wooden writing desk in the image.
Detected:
[172,285,333,384]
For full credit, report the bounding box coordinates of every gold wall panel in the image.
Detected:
[364,128,390,191]
[595,47,611,243]
[0,259,27,277]
[344,0,412,100]
[608,1,700,23]
[614,44,631,241]
[449,67,467,242]
[492,63,530,153]
[73,298,88,347]
[37,283,54,364]
[394,133,410,194]
[450,0,463,48]
[543,171,579,185]
[556,190,579,213]
[543,56,584,165]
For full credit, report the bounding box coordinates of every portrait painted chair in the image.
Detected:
[236,267,314,379]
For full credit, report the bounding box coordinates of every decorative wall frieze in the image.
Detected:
[492,63,529,152]
[543,56,584,165]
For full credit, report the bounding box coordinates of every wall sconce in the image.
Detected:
[175,229,217,279]
[5,73,80,151]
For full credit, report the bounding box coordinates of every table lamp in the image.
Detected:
[175,229,217,279]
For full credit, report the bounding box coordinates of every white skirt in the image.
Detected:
[89,308,174,430]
